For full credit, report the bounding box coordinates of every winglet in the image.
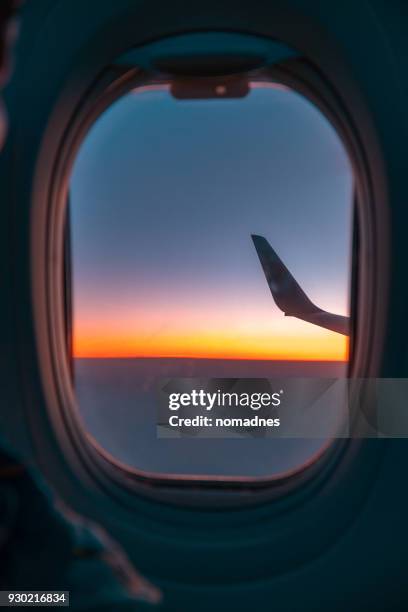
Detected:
[251,234,318,316]
[251,234,350,336]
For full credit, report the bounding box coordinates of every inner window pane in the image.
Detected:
[69,80,353,478]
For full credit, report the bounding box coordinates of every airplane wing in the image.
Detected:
[251,234,349,336]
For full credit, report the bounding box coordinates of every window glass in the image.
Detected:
[69,80,353,478]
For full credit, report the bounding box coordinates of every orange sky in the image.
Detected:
[74,334,348,361]
[73,304,349,361]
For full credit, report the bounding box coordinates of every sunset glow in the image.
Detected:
[73,305,349,360]
[74,333,348,361]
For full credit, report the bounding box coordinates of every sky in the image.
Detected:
[70,82,353,361]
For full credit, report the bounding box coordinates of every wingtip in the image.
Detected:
[251,234,274,254]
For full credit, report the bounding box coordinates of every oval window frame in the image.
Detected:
[45,47,369,507]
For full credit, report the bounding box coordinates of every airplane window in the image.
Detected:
[69,78,353,480]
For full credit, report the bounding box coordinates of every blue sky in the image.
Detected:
[70,82,353,360]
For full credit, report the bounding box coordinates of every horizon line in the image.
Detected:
[72,354,348,362]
